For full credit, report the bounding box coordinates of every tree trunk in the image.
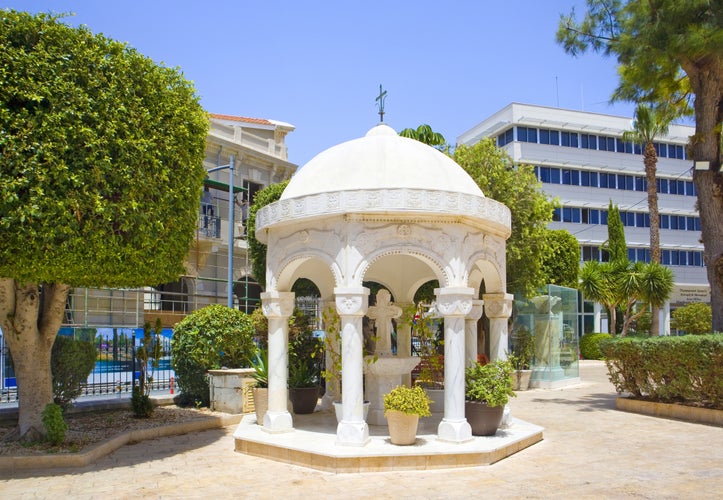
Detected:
[0,279,70,440]
[684,59,723,332]
[645,142,662,335]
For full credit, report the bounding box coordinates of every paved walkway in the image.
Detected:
[1,361,721,499]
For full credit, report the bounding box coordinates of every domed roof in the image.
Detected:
[280,124,484,200]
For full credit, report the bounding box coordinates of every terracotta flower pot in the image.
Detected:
[386,410,419,445]
[465,400,504,436]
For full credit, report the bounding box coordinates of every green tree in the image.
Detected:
[399,124,447,150]
[604,201,627,264]
[454,139,555,296]
[247,181,288,288]
[671,302,714,335]
[0,12,208,440]
[541,229,581,288]
[623,103,674,335]
[557,0,723,331]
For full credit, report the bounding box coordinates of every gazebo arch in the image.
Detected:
[254,123,511,445]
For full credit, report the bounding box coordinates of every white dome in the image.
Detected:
[281,124,484,200]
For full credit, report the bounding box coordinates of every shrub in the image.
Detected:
[600,334,723,408]
[384,385,432,417]
[42,403,67,446]
[671,302,713,335]
[51,335,97,409]
[171,305,256,406]
[131,385,154,418]
[580,333,612,360]
[465,359,516,407]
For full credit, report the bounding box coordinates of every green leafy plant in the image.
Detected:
[401,303,443,388]
[465,359,516,408]
[287,309,323,388]
[41,403,67,446]
[250,348,268,388]
[132,318,162,417]
[171,305,256,406]
[383,385,432,417]
[580,333,613,360]
[288,359,319,388]
[671,302,713,335]
[320,305,342,396]
[510,326,534,370]
[51,335,96,409]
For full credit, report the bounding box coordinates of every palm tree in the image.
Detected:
[399,124,446,150]
[622,104,674,335]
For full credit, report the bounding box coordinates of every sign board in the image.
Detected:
[669,285,710,305]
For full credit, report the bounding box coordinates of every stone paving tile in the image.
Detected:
[1,361,722,499]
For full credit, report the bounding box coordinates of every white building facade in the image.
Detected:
[458,103,708,335]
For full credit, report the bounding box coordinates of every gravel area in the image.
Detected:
[0,406,226,456]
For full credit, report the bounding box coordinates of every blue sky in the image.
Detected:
[6,1,636,167]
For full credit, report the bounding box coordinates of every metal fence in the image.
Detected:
[1,329,174,404]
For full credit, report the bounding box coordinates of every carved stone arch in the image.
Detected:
[271,250,338,298]
[356,245,449,290]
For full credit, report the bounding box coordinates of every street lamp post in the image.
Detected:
[206,155,235,308]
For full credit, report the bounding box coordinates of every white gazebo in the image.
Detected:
[254,123,512,446]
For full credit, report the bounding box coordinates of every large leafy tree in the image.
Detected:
[623,104,674,335]
[0,11,208,439]
[541,229,581,289]
[557,0,723,331]
[454,139,555,296]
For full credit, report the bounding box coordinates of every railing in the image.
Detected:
[1,330,174,404]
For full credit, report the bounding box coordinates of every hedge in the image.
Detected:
[579,333,612,360]
[599,334,723,409]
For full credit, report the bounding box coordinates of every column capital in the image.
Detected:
[467,299,485,321]
[334,287,369,316]
[260,291,295,318]
[482,293,514,319]
[434,287,475,317]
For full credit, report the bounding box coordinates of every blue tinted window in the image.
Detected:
[690,182,697,196]
[601,210,608,225]
[517,127,527,142]
[616,138,625,152]
[589,171,599,187]
[552,207,561,221]
[581,171,590,186]
[563,207,572,222]
[671,251,680,265]
[662,250,671,265]
[528,128,537,143]
[633,143,642,155]
[695,218,701,231]
[677,180,686,195]
[539,129,550,144]
[660,214,669,229]
[637,248,647,262]
[687,217,696,231]
[550,130,559,145]
[669,180,678,195]
[644,214,650,227]
[540,167,550,183]
[600,173,611,189]
[571,170,579,185]
[572,208,581,223]
[635,177,645,191]
[693,252,702,266]
[636,213,646,227]
[590,209,600,225]
[626,212,635,226]
[628,249,636,261]
[561,132,570,147]
[550,168,561,184]
[670,216,679,230]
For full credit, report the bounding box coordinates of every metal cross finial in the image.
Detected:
[375,84,387,122]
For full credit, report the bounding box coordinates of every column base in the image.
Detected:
[437,418,473,443]
[262,410,293,433]
[336,420,370,446]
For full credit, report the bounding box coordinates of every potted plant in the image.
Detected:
[249,348,268,425]
[465,358,516,436]
[383,384,432,445]
[287,309,323,414]
[510,326,534,390]
[288,358,321,414]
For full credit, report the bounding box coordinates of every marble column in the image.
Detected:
[436,287,474,443]
[483,293,514,361]
[465,300,484,367]
[260,291,295,432]
[335,286,370,446]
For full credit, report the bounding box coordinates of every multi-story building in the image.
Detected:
[457,103,708,334]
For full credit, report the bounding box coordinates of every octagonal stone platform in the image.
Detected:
[234,409,543,473]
